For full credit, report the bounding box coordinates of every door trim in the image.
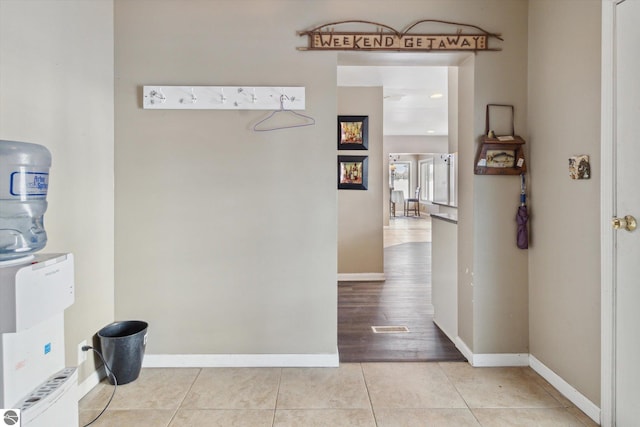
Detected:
[600,1,619,426]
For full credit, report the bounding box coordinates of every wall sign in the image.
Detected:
[298,19,502,52]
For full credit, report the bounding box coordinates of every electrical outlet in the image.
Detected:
[78,340,88,365]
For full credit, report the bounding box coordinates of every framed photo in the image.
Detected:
[338,116,368,150]
[485,149,516,168]
[474,137,526,175]
[338,155,368,190]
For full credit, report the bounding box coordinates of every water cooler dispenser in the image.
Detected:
[1,140,79,425]
[0,253,78,427]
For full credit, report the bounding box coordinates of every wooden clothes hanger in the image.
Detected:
[252,95,315,132]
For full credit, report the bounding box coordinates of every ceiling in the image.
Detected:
[337,65,449,136]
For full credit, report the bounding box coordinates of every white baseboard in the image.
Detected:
[77,367,105,400]
[455,337,474,363]
[529,355,600,425]
[455,337,531,367]
[455,337,529,368]
[454,337,529,368]
[142,351,340,368]
[472,352,530,367]
[337,273,385,282]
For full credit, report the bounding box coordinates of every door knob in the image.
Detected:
[612,215,637,232]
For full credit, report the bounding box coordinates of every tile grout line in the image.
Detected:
[165,367,203,427]
[271,368,283,427]
[359,363,380,427]
[436,362,483,425]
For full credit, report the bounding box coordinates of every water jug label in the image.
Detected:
[10,171,48,196]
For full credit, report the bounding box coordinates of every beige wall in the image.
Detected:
[113,0,531,358]
[114,0,532,359]
[338,87,384,275]
[114,0,338,355]
[528,0,602,404]
[456,54,476,349]
[458,1,529,354]
[0,0,115,383]
[459,0,530,355]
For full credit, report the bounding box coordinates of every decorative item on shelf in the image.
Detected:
[474,104,527,175]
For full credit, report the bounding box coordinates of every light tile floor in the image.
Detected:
[79,363,599,426]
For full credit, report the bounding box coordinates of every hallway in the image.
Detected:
[338,214,466,362]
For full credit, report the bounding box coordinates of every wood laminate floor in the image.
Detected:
[338,214,466,363]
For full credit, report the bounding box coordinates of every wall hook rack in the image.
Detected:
[142,86,305,110]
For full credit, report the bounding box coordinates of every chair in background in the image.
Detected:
[390,190,404,217]
[404,186,421,216]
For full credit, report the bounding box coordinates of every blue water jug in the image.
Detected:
[0,140,51,261]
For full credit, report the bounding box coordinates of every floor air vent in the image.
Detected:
[371,326,410,334]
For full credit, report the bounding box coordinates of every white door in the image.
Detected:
[612,0,640,424]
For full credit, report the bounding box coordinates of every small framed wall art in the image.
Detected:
[568,155,590,179]
[338,115,368,150]
[337,155,368,190]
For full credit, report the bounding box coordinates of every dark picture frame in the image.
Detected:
[474,137,526,175]
[337,155,368,190]
[337,115,368,150]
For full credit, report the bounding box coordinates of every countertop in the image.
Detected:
[431,212,458,224]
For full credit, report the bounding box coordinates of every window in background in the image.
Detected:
[433,155,449,205]
[448,153,457,206]
[390,161,410,197]
[419,158,434,202]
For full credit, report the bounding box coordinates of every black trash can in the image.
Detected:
[97,320,148,385]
